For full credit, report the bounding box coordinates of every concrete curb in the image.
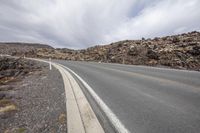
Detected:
[29,58,104,133]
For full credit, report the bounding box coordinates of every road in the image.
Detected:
[54,60,200,133]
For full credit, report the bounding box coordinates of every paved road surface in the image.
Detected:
[55,60,200,133]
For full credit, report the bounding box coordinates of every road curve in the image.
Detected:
[54,60,200,133]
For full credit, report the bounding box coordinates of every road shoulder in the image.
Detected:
[0,60,67,133]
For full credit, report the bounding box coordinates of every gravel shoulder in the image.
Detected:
[0,59,67,133]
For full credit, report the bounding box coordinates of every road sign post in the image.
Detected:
[49,58,52,70]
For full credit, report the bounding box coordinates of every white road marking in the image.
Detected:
[58,64,131,133]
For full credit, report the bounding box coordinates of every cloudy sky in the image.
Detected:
[0,0,200,49]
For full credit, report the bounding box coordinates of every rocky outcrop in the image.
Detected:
[46,31,198,71]
[0,42,53,57]
[0,57,41,84]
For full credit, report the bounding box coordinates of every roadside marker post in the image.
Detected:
[49,58,52,70]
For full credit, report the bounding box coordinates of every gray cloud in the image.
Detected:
[0,0,200,49]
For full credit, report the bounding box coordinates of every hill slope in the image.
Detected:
[0,42,53,57]
[37,31,200,71]
[0,31,199,71]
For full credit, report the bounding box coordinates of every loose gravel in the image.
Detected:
[0,61,67,133]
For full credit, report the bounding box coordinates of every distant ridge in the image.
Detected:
[0,42,53,49]
[0,42,53,56]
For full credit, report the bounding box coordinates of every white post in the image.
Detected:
[49,58,52,70]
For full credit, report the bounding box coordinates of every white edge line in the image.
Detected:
[58,64,131,133]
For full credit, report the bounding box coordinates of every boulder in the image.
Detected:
[188,45,200,56]
[128,45,139,56]
[146,49,159,59]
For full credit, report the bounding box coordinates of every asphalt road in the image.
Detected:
[55,60,200,133]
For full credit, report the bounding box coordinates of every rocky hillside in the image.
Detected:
[0,57,41,85]
[0,42,53,57]
[0,31,199,71]
[36,31,200,71]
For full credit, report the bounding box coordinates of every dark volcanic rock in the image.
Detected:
[146,49,159,59]
[188,45,200,56]
[0,57,41,84]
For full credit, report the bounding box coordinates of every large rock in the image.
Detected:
[0,57,41,83]
[188,45,200,56]
[146,49,159,59]
[128,45,138,56]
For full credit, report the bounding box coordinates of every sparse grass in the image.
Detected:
[0,77,15,85]
[0,99,12,106]
[3,129,10,133]
[58,113,66,124]
[0,99,17,114]
[3,127,26,133]
[0,104,17,114]
[17,128,26,133]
